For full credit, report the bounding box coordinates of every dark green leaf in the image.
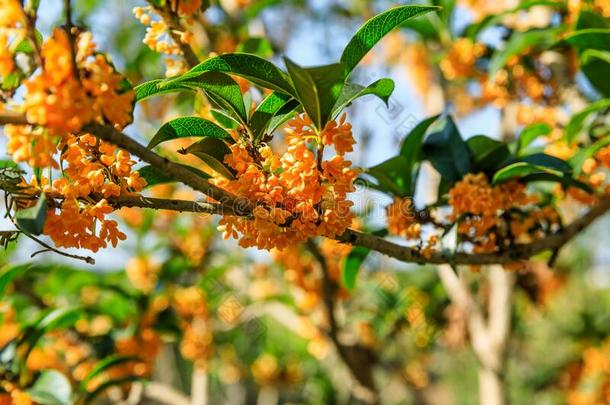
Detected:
[340,5,438,75]
[168,53,295,96]
[250,92,295,138]
[134,79,190,102]
[16,193,47,235]
[187,71,248,125]
[183,138,234,179]
[564,28,610,51]
[399,114,441,195]
[467,135,510,172]
[518,153,572,173]
[367,156,411,197]
[422,117,471,182]
[331,79,395,118]
[284,58,345,130]
[148,117,229,149]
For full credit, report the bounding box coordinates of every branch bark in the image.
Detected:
[306,239,379,405]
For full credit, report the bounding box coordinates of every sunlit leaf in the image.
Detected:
[148,117,230,149]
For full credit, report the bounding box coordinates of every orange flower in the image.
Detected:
[440,38,485,80]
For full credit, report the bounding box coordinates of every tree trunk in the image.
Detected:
[478,366,505,405]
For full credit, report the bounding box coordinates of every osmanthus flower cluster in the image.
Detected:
[214,113,358,250]
[0,2,143,253]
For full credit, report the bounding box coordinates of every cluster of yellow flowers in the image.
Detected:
[214,113,358,250]
[448,173,558,253]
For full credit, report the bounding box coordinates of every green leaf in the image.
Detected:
[422,117,471,183]
[341,229,388,290]
[134,79,191,102]
[564,28,610,51]
[331,79,395,118]
[576,10,609,30]
[489,26,563,75]
[340,5,438,76]
[492,162,591,192]
[519,153,572,173]
[148,117,230,149]
[16,193,47,235]
[183,138,235,179]
[398,114,441,195]
[564,98,610,143]
[517,123,551,154]
[250,92,295,139]
[20,308,81,361]
[342,246,370,290]
[186,71,248,125]
[0,263,30,298]
[467,135,510,172]
[137,164,210,188]
[367,156,411,197]
[80,355,140,392]
[284,58,345,130]
[236,37,274,58]
[27,370,72,405]
[168,53,295,96]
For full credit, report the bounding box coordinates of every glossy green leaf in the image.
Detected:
[367,156,411,197]
[340,5,438,76]
[519,153,572,173]
[284,58,345,130]
[331,78,395,118]
[135,79,190,102]
[250,91,295,138]
[489,27,563,75]
[467,135,510,172]
[422,117,471,183]
[27,370,72,405]
[16,193,47,235]
[186,71,248,125]
[168,53,295,96]
[148,117,229,149]
[137,164,210,188]
[517,123,551,154]
[564,98,610,143]
[493,162,591,192]
[398,114,441,195]
[183,138,235,179]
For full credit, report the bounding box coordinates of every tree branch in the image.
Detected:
[1,113,609,266]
